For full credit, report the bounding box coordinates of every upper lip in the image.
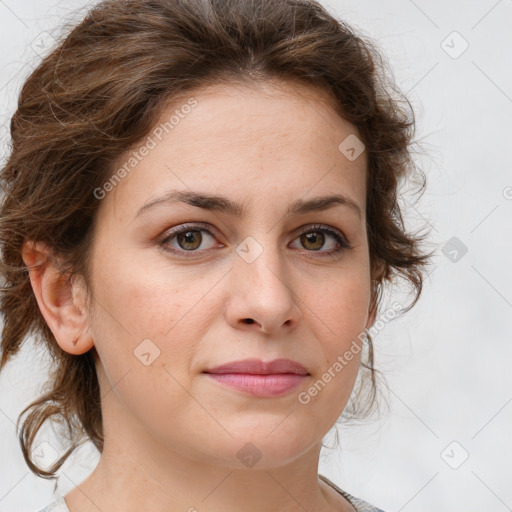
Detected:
[204,358,309,375]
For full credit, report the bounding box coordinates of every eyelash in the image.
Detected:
[159,222,352,259]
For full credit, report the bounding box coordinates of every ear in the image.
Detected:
[21,240,94,355]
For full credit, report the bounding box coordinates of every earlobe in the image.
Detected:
[21,241,94,355]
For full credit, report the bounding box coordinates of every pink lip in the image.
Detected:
[203,358,310,397]
[205,358,309,375]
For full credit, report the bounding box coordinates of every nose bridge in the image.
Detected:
[227,232,301,333]
[235,232,287,289]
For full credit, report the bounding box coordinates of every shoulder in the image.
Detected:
[36,496,70,512]
[345,494,387,512]
[319,473,387,512]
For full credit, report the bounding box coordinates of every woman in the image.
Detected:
[0,0,432,510]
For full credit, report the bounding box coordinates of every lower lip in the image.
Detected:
[204,373,309,397]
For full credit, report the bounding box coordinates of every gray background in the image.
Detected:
[0,1,511,511]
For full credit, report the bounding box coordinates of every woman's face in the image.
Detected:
[85,80,374,468]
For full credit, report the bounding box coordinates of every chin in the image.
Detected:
[200,423,318,470]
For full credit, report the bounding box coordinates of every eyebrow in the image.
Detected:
[134,189,363,220]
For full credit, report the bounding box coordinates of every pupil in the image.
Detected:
[179,230,201,250]
[302,232,324,250]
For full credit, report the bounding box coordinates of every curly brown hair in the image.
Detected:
[0,0,433,484]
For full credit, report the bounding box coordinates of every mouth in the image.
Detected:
[204,358,310,375]
[203,358,310,397]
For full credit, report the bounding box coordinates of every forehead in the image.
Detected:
[100,79,367,222]
[163,78,348,141]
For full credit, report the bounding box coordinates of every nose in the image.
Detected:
[224,241,302,335]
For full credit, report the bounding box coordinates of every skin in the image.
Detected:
[23,79,377,512]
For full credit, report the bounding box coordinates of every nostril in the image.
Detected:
[244,318,255,324]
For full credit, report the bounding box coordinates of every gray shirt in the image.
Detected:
[37,476,386,512]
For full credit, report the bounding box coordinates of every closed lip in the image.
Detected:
[204,358,309,375]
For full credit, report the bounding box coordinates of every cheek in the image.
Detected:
[87,248,222,404]
[89,281,199,420]
[302,271,370,405]
[310,269,371,340]
[90,243,212,339]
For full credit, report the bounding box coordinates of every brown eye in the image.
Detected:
[299,231,325,251]
[160,223,218,254]
[289,225,351,258]
[176,230,203,250]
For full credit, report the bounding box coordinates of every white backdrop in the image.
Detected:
[0,1,511,511]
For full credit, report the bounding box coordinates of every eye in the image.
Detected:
[159,222,351,258]
[160,223,219,254]
[289,224,351,257]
